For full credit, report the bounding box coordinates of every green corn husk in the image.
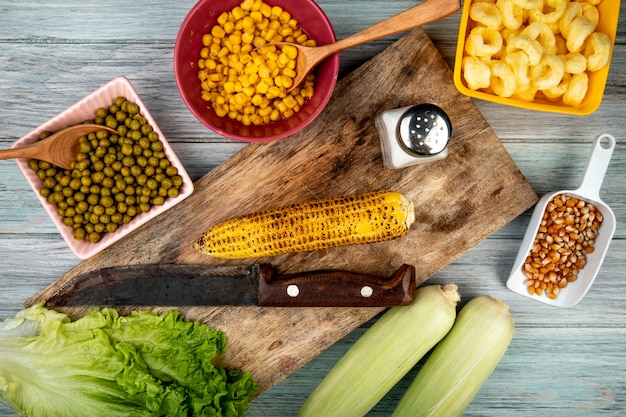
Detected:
[298,284,461,417]
[392,295,515,417]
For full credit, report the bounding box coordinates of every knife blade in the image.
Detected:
[44,264,416,307]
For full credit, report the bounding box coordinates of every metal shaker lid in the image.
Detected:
[396,103,451,157]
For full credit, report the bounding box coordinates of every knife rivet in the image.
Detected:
[287,284,300,298]
[360,286,373,298]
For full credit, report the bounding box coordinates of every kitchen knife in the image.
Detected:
[44,263,416,307]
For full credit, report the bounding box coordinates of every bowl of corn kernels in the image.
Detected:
[174,0,339,142]
[12,77,194,259]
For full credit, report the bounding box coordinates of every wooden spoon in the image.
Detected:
[272,0,461,92]
[0,124,118,170]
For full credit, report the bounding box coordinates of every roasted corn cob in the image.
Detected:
[193,190,415,259]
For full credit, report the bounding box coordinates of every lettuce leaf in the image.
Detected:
[0,304,256,417]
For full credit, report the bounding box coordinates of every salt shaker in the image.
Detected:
[376,103,452,169]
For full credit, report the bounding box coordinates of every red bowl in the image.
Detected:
[174,0,339,142]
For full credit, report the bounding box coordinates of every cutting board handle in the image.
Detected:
[257,264,416,307]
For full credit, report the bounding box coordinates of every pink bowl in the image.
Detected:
[12,77,194,259]
[174,0,339,142]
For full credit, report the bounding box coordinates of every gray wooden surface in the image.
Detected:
[0,1,624,416]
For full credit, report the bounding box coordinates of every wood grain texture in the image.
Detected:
[1,1,625,416]
[25,28,536,393]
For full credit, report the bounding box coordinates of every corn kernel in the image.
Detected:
[241,0,255,10]
[242,16,255,31]
[278,53,291,66]
[271,6,283,17]
[253,36,266,48]
[256,80,270,94]
[211,25,225,39]
[256,64,269,78]
[263,28,277,42]
[217,46,230,58]
[243,86,255,97]
[229,33,242,46]
[269,86,284,99]
[279,11,291,24]
[260,3,272,17]
[232,6,246,20]
[281,76,293,89]
[283,96,298,109]
[283,67,296,78]
[201,90,211,102]
[258,106,273,117]
[239,32,253,45]
[275,100,287,113]
[250,10,263,23]
[202,34,213,46]
[224,20,235,34]
[217,11,229,26]
[251,94,264,106]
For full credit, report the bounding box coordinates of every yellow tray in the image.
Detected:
[453,0,621,115]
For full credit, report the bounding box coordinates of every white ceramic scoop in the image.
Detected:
[507,134,616,307]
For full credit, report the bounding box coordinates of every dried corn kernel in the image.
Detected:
[194,191,415,259]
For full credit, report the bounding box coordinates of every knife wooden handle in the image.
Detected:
[257,264,416,307]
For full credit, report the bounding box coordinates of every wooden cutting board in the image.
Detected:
[27,28,537,394]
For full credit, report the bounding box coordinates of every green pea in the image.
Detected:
[121,143,133,156]
[87,194,99,206]
[127,102,139,115]
[74,228,86,240]
[101,196,114,208]
[122,156,135,167]
[43,177,56,188]
[87,232,101,243]
[76,201,88,214]
[100,177,113,189]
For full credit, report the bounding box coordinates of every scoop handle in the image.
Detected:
[577,134,616,201]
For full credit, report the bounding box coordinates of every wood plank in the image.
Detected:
[25,28,537,394]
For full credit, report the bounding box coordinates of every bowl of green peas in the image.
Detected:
[11,76,194,259]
